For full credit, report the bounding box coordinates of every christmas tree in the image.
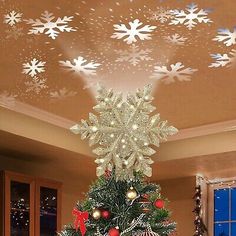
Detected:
[60,85,178,236]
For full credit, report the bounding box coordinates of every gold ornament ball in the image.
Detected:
[126,187,138,200]
[92,208,101,220]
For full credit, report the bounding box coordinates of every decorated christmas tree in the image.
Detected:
[60,85,178,236]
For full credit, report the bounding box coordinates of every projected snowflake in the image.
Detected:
[24,11,76,39]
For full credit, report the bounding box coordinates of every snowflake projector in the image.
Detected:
[71,84,178,180]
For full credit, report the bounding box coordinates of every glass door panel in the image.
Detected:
[40,187,57,236]
[10,181,30,236]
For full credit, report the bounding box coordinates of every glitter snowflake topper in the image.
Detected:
[70,85,178,180]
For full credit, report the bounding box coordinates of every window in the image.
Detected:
[209,183,236,236]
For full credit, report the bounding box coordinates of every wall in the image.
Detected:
[158,176,196,236]
[0,154,93,225]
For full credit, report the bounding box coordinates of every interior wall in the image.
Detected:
[0,154,93,225]
[0,154,196,235]
[158,176,196,236]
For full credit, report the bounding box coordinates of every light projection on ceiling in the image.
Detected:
[111,19,157,44]
[169,3,212,30]
[0,0,236,126]
[59,56,101,76]
[150,62,198,84]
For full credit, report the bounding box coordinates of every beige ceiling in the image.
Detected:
[0,0,236,130]
[1,130,236,181]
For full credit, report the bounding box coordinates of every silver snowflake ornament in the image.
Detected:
[71,85,178,180]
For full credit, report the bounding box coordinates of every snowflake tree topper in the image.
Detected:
[24,11,76,39]
[70,85,178,180]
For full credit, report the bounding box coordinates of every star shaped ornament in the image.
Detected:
[71,85,178,180]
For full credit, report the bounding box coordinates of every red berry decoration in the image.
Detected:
[142,194,149,199]
[108,227,120,236]
[154,199,165,209]
[102,210,111,219]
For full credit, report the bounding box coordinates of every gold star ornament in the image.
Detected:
[71,85,178,180]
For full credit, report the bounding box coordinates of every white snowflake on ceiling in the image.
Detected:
[115,45,152,66]
[0,91,17,108]
[5,26,24,40]
[209,49,236,68]
[164,33,187,45]
[22,58,46,77]
[169,3,212,30]
[59,56,101,77]
[70,85,178,180]
[111,19,157,44]
[150,62,198,84]
[49,88,77,101]
[4,10,22,26]
[24,77,48,94]
[148,7,174,23]
[213,28,236,47]
[24,11,76,39]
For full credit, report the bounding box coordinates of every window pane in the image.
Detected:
[10,181,30,236]
[40,187,57,236]
[214,189,229,222]
[231,223,236,236]
[231,188,236,220]
[214,223,229,236]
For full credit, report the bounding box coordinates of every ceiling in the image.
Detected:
[0,0,236,130]
[1,130,236,181]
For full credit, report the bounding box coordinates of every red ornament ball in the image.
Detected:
[108,228,120,236]
[102,210,111,219]
[154,199,165,209]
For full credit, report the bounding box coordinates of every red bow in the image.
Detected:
[72,208,89,236]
